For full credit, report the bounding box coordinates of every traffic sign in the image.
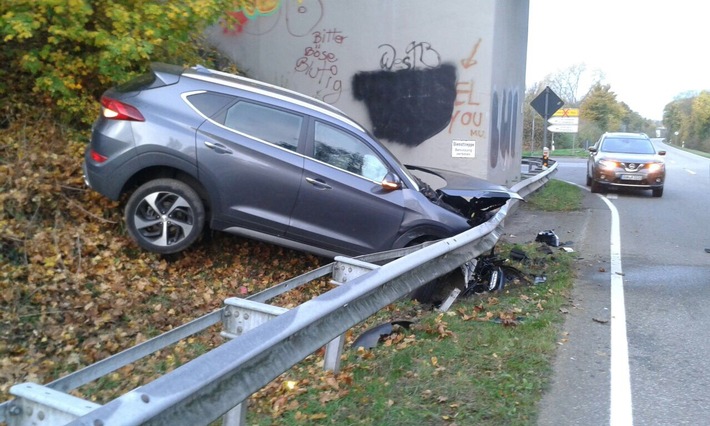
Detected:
[552,108,579,117]
[548,124,579,133]
[530,86,564,119]
[548,116,578,125]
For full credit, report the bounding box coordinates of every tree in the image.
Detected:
[579,83,626,141]
[663,97,693,145]
[689,91,710,151]
[544,63,587,106]
[1,0,235,125]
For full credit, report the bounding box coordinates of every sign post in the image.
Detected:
[530,86,564,155]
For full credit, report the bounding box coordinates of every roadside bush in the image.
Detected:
[1,0,235,126]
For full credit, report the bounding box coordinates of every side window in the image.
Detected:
[313,121,389,181]
[185,92,236,117]
[223,101,303,152]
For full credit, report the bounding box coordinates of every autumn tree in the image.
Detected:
[578,83,626,142]
[663,96,693,145]
[0,0,235,125]
[688,91,710,151]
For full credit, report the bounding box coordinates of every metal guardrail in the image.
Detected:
[1,159,557,426]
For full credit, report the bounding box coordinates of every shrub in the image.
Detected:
[1,0,235,126]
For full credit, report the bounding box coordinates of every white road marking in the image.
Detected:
[598,195,633,426]
[569,182,633,425]
[684,168,696,175]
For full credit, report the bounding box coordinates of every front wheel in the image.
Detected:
[125,178,205,254]
[652,187,664,197]
[590,180,602,194]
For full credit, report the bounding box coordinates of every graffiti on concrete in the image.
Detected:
[490,89,519,169]
[448,39,485,143]
[353,64,457,147]
[294,28,346,104]
[449,79,484,138]
[222,0,323,37]
[460,38,482,69]
[378,41,442,71]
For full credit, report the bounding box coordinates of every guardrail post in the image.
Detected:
[324,257,381,373]
[221,298,289,426]
[6,383,101,426]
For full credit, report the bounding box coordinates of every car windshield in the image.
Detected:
[601,137,655,154]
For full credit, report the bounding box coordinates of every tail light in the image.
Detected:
[101,96,145,121]
[90,149,108,163]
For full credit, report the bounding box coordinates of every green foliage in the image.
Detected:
[663,92,710,152]
[1,0,235,126]
[579,83,626,135]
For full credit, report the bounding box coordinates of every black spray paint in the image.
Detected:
[352,64,457,147]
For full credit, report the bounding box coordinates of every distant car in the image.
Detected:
[586,132,666,197]
[83,63,521,256]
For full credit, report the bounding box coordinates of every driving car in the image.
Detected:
[586,132,666,197]
[83,63,521,256]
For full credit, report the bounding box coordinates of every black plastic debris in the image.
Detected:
[509,247,529,262]
[351,320,414,349]
[536,230,560,247]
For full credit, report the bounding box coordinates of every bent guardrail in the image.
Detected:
[1,160,557,426]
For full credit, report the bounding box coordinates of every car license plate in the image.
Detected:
[621,174,642,181]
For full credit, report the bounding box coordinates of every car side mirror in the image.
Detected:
[658,150,666,156]
[588,147,598,153]
[381,172,402,191]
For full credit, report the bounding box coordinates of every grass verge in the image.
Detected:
[246,182,583,425]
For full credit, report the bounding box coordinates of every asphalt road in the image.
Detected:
[502,141,710,426]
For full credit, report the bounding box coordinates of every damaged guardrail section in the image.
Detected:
[2,160,556,426]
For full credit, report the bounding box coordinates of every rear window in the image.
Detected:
[223,101,303,152]
[186,92,236,118]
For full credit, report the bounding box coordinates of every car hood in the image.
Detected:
[406,165,523,201]
[599,152,664,163]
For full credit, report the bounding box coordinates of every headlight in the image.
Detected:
[599,159,618,170]
[647,162,664,173]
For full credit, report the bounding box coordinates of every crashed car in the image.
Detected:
[83,63,521,256]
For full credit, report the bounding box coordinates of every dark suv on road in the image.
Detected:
[84,63,520,256]
[586,132,666,197]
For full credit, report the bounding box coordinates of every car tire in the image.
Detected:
[586,174,592,186]
[652,187,664,197]
[590,180,602,194]
[125,178,205,254]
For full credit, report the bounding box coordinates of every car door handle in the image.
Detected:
[204,141,232,154]
[305,177,332,190]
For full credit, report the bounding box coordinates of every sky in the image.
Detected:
[525,0,709,121]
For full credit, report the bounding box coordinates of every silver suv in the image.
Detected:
[586,132,666,197]
[84,63,520,255]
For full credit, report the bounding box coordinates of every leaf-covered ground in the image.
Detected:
[0,115,328,404]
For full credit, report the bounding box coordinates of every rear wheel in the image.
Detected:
[125,178,205,254]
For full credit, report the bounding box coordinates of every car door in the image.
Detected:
[286,119,406,256]
[194,95,306,236]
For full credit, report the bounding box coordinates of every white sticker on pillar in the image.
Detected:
[452,140,476,158]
